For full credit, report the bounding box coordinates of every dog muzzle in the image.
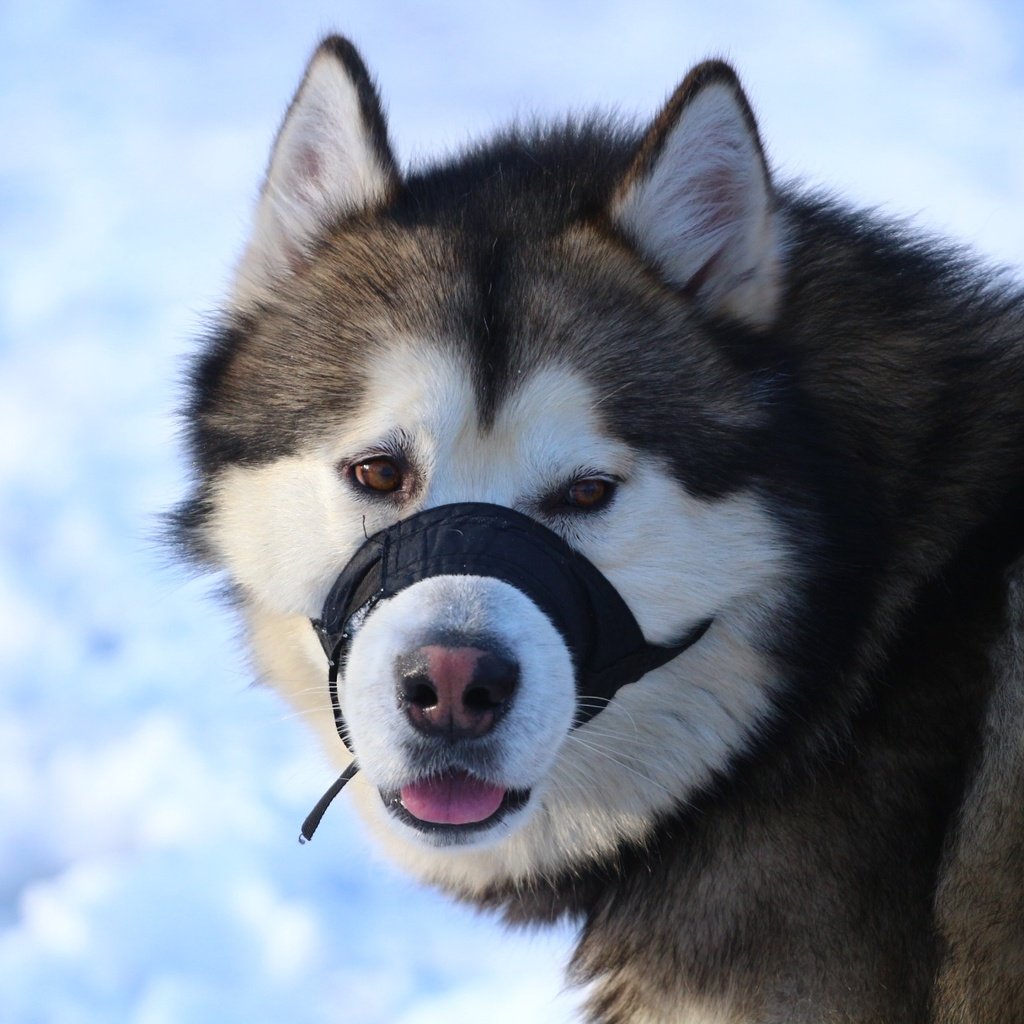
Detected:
[299,501,711,841]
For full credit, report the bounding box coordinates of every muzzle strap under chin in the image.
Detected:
[298,760,359,843]
[298,502,713,842]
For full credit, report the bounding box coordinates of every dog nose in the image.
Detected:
[397,643,519,738]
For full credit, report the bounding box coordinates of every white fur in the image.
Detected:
[208,454,354,616]
[206,344,793,887]
[231,49,393,309]
[344,576,574,803]
[612,82,782,328]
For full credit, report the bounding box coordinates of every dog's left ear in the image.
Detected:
[611,61,783,329]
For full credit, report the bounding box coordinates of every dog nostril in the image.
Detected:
[464,656,518,713]
[401,672,439,710]
[464,684,499,713]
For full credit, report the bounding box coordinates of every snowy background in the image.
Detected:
[1,2,1022,1022]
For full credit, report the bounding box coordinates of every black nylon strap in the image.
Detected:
[298,760,359,843]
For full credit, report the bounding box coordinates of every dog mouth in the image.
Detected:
[381,770,530,836]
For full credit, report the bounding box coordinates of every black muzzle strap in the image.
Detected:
[298,760,359,843]
[299,502,711,841]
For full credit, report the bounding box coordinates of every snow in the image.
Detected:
[1,2,1021,1021]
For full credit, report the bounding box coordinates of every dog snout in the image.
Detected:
[397,642,519,738]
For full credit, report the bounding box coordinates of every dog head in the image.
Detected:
[177,38,797,893]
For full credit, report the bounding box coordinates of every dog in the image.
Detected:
[174,36,1024,1022]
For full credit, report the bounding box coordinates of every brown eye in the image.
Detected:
[353,457,403,493]
[566,477,612,510]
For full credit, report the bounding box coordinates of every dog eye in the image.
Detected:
[565,477,614,510]
[353,456,403,493]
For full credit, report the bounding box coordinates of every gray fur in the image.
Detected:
[933,560,1024,1022]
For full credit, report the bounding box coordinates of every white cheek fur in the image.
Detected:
[573,468,789,645]
[206,456,357,617]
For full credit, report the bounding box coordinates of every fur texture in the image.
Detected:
[176,37,1024,1023]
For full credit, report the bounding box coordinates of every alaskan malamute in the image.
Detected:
[176,36,1024,1023]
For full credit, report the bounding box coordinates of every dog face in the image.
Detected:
[206,344,788,887]
[180,40,797,892]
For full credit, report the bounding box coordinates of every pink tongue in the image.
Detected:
[400,772,506,825]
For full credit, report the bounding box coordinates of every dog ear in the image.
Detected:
[611,61,783,328]
[232,36,399,308]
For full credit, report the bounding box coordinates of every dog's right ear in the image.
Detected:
[231,36,398,309]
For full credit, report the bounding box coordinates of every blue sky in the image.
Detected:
[1,3,1022,1022]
